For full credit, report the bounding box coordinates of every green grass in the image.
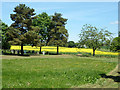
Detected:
[2,55,117,88]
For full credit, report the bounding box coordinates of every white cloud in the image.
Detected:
[110,21,118,24]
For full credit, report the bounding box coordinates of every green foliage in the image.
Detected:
[32,12,53,53]
[67,41,76,48]
[6,4,40,55]
[75,42,79,48]
[110,37,120,52]
[32,12,53,46]
[48,13,69,54]
[0,20,11,50]
[79,24,112,56]
[48,13,68,46]
[2,39,11,50]
[2,56,117,88]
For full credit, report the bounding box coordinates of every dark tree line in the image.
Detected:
[2,4,69,55]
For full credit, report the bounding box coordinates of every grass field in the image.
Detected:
[2,55,118,88]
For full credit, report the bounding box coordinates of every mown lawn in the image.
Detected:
[2,55,118,88]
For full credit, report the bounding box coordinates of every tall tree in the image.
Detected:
[79,24,112,56]
[0,20,11,50]
[32,12,53,54]
[6,4,40,55]
[48,13,69,54]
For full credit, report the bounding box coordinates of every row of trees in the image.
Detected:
[1,4,119,56]
[3,4,68,55]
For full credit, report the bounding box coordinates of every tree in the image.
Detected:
[0,20,11,50]
[48,13,69,54]
[103,39,111,50]
[79,24,112,56]
[6,4,40,55]
[110,37,120,51]
[75,42,80,48]
[32,12,52,54]
[67,41,75,48]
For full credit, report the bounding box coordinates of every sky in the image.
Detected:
[1,2,118,42]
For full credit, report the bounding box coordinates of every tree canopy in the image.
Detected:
[6,4,40,55]
[32,12,53,53]
[110,37,120,52]
[0,20,11,50]
[67,41,76,48]
[48,13,69,54]
[79,24,112,56]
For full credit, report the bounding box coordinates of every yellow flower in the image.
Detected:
[10,45,118,55]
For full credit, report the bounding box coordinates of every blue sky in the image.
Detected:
[2,2,118,42]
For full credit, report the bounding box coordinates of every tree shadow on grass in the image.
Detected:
[48,53,62,55]
[117,72,120,74]
[2,53,30,56]
[100,73,120,82]
[3,52,62,56]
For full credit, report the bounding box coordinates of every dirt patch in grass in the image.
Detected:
[2,54,74,59]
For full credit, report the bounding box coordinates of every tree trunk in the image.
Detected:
[21,43,24,55]
[93,48,95,56]
[39,46,42,54]
[13,50,15,54]
[57,46,59,55]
